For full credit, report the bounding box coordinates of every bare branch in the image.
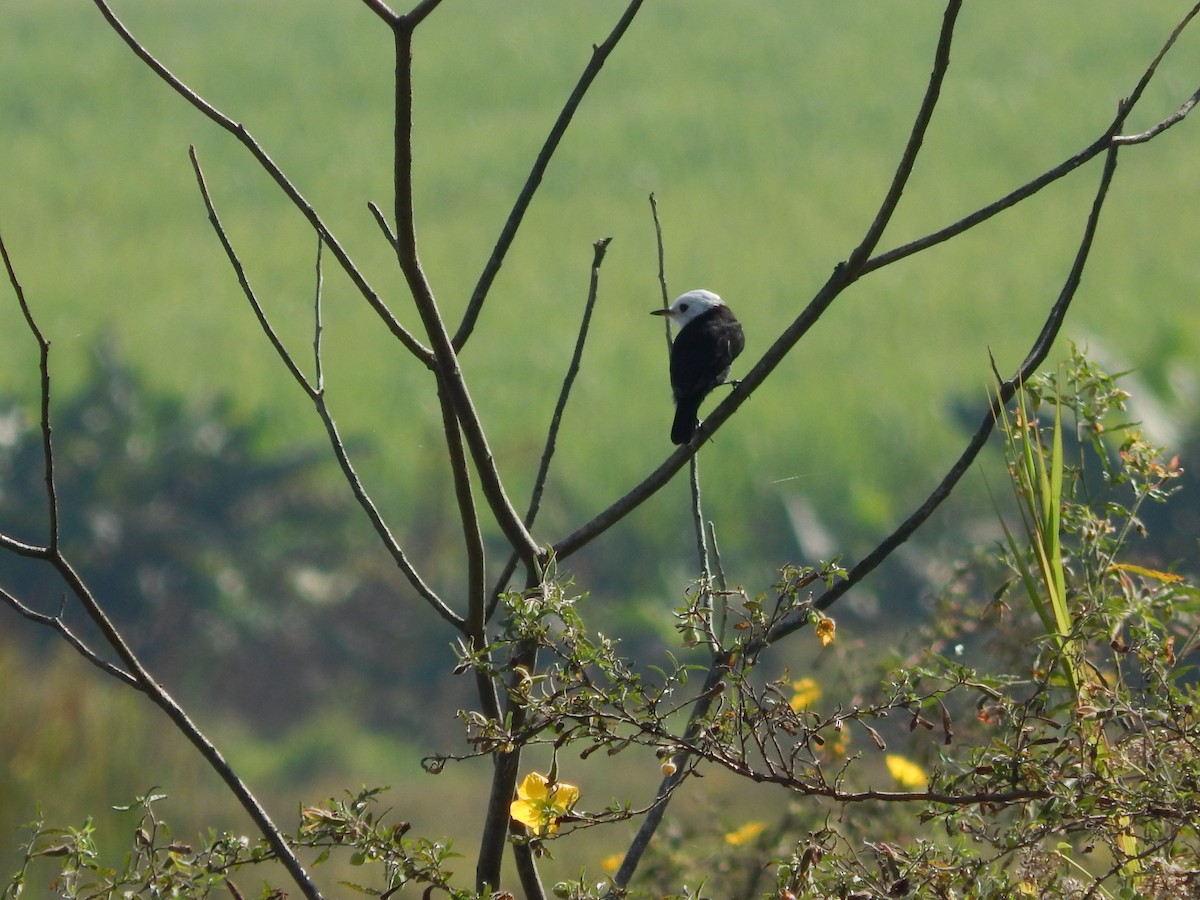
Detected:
[191,147,460,628]
[860,131,1111,276]
[312,234,325,392]
[390,24,543,574]
[89,0,431,365]
[4,228,325,900]
[453,0,646,351]
[487,237,613,611]
[1113,83,1200,144]
[400,0,446,29]
[1,231,59,550]
[360,0,399,25]
[767,141,1123,647]
[1118,1,1200,121]
[436,376,486,639]
[846,0,963,272]
[0,587,139,688]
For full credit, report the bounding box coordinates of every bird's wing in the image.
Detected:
[670,317,739,402]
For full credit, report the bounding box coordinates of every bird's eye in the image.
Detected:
[679,303,689,312]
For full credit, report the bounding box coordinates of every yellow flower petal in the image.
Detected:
[815,616,836,647]
[724,821,766,846]
[510,772,580,836]
[789,677,821,711]
[885,754,927,789]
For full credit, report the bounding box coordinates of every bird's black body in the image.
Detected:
[653,291,745,444]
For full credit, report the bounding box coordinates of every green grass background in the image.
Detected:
[3,0,1200,892]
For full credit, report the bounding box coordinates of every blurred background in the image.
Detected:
[2,0,1199,891]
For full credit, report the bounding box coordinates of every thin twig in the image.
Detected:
[359,0,398,24]
[1113,83,1200,144]
[88,0,431,364]
[650,193,670,311]
[190,147,460,628]
[766,140,1124,647]
[2,233,322,900]
[0,588,138,688]
[454,0,646,350]
[488,237,613,613]
[400,0,445,28]
[847,0,963,272]
[0,232,58,550]
[312,233,325,392]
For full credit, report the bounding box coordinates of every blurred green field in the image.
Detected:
[3,1,1200,892]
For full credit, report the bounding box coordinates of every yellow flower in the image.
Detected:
[509,772,580,836]
[789,677,821,711]
[601,853,624,874]
[886,754,927,789]
[724,821,767,846]
[815,616,836,647]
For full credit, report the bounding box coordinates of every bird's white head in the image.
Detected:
[650,289,725,330]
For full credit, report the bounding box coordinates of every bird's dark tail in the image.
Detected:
[671,399,701,445]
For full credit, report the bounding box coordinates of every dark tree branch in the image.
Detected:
[453,0,646,351]
[0,232,58,550]
[525,237,613,540]
[399,0,444,28]
[312,234,325,391]
[359,0,398,25]
[767,139,1122,646]
[1,232,323,900]
[89,0,431,365]
[847,0,963,272]
[391,23,543,575]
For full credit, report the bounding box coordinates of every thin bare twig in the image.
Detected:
[88,0,431,365]
[0,232,58,550]
[488,237,613,613]
[454,0,646,351]
[847,0,963,272]
[768,139,1123,647]
[2,232,323,900]
[312,234,325,392]
[359,0,398,24]
[400,0,445,28]
[189,147,460,628]
[649,196,715,640]
[0,588,138,688]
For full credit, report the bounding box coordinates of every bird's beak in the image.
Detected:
[650,308,673,317]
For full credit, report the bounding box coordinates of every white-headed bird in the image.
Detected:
[651,289,745,444]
